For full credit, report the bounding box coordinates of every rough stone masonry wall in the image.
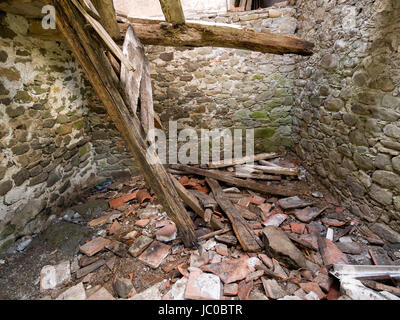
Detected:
[0,12,138,252]
[145,5,298,154]
[293,0,400,234]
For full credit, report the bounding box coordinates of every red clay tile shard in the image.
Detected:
[246,270,264,282]
[321,218,347,227]
[278,196,312,210]
[201,257,251,284]
[128,235,153,257]
[190,254,209,268]
[155,223,177,242]
[138,241,171,269]
[299,282,326,300]
[123,230,138,240]
[262,278,286,299]
[314,273,333,293]
[238,279,253,300]
[87,287,115,300]
[262,213,288,227]
[79,237,111,257]
[297,234,319,250]
[109,192,137,209]
[215,243,229,257]
[258,253,274,270]
[136,189,152,203]
[88,214,112,227]
[135,219,150,227]
[318,238,349,266]
[290,222,307,234]
[237,197,251,208]
[224,283,239,296]
[259,203,272,214]
[248,195,266,205]
[294,206,324,223]
[179,176,189,186]
[108,220,122,235]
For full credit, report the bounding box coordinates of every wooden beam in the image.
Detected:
[53,0,197,248]
[27,15,314,56]
[170,175,225,230]
[170,164,309,197]
[208,152,280,169]
[91,0,121,40]
[121,26,154,141]
[159,0,185,25]
[120,19,314,56]
[206,177,262,252]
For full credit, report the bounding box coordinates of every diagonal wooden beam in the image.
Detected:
[53,0,197,248]
[90,0,121,40]
[159,0,185,25]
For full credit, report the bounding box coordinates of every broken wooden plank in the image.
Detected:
[198,227,232,241]
[208,152,280,169]
[121,26,155,141]
[234,204,258,221]
[169,164,307,197]
[170,174,224,230]
[236,164,300,176]
[361,280,400,297]
[119,18,314,56]
[190,189,218,211]
[71,0,135,72]
[206,177,262,252]
[54,0,196,247]
[91,0,121,40]
[285,232,318,251]
[159,0,185,25]
[234,172,282,181]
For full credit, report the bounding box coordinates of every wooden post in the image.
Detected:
[53,0,197,247]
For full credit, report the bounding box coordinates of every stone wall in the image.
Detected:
[293,0,400,234]
[145,5,298,153]
[0,12,138,252]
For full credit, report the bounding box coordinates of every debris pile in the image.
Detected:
[35,153,400,300]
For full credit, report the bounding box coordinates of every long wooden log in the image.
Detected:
[53,0,196,247]
[27,15,314,56]
[169,164,308,196]
[91,0,121,40]
[206,177,262,252]
[236,164,300,176]
[170,174,224,230]
[120,19,314,56]
[208,152,280,169]
[159,0,185,25]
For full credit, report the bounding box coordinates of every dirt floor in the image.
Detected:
[1,153,399,300]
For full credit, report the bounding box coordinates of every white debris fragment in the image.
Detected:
[326,228,334,241]
[40,261,71,291]
[340,277,387,300]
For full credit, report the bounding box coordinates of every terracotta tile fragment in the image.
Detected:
[79,237,111,257]
[138,241,171,269]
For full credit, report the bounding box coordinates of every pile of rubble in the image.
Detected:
[37,154,400,300]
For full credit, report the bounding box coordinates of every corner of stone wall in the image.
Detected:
[292,0,400,236]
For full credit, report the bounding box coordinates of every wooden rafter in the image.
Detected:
[27,15,314,56]
[90,0,121,40]
[159,0,185,25]
[52,0,197,248]
[120,19,314,56]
